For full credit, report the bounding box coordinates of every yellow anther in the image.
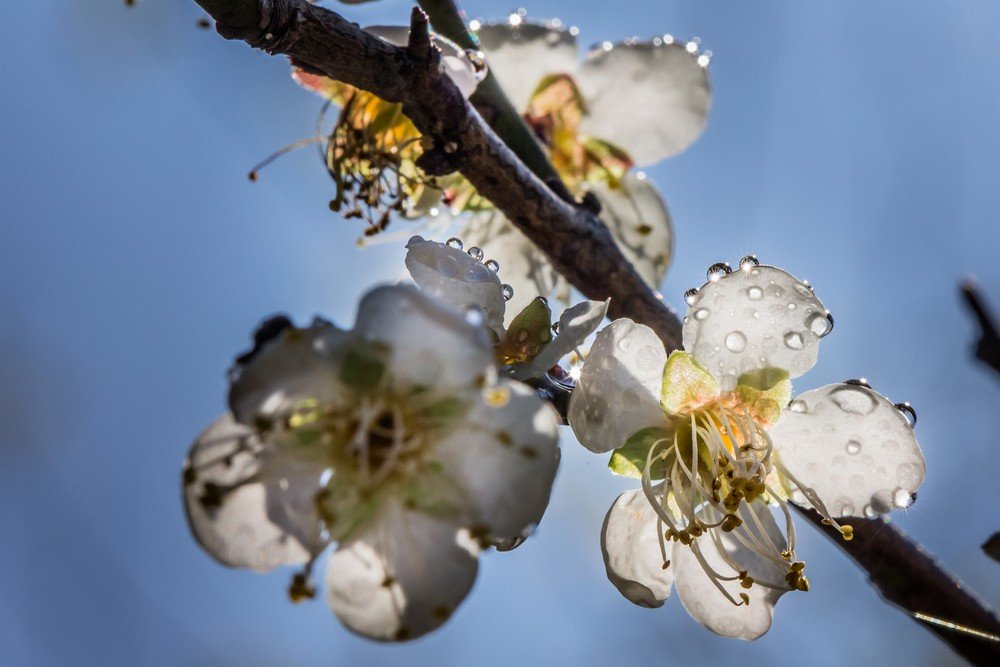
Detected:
[840,525,854,541]
[790,561,806,572]
[795,575,810,592]
[720,513,743,532]
[738,593,750,606]
[661,560,671,570]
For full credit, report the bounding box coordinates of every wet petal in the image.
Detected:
[585,172,673,289]
[182,415,322,571]
[683,264,831,390]
[353,284,494,393]
[405,235,506,332]
[368,26,483,99]
[459,210,563,320]
[435,379,560,541]
[601,489,674,607]
[770,382,925,517]
[568,319,667,453]
[673,501,788,639]
[577,40,711,165]
[326,499,479,641]
[475,19,580,111]
[228,319,351,426]
[510,299,609,381]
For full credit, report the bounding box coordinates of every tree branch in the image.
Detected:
[961,279,1000,377]
[191,1,1000,661]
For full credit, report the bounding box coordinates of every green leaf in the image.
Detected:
[660,351,719,415]
[608,427,672,479]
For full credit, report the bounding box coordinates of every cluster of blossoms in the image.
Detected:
[570,258,925,638]
[293,13,710,314]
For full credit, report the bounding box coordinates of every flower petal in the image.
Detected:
[436,379,560,541]
[568,319,667,453]
[475,19,580,111]
[459,210,563,319]
[660,350,720,415]
[509,299,609,381]
[601,489,674,607]
[325,499,479,641]
[683,264,831,390]
[182,415,322,571]
[353,284,494,393]
[368,26,483,99]
[585,172,673,288]
[405,235,506,332]
[770,382,925,517]
[577,40,711,165]
[673,501,789,639]
[228,319,351,426]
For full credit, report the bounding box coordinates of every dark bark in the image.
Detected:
[961,280,1000,377]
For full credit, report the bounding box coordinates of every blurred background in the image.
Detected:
[3,1,1000,665]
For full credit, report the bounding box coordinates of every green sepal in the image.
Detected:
[499,297,553,365]
[661,351,719,415]
[608,427,672,480]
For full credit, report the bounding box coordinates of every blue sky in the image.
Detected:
[2,1,999,665]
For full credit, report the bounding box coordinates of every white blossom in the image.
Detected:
[569,259,925,639]
[183,284,560,641]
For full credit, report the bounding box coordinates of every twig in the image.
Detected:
[190,1,1000,662]
[961,280,1000,377]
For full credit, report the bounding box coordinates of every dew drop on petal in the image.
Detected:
[839,502,855,516]
[783,331,804,350]
[501,284,514,301]
[694,308,711,321]
[895,402,917,428]
[846,439,861,455]
[747,286,764,301]
[739,255,760,270]
[436,254,460,277]
[446,237,463,250]
[893,487,912,508]
[684,288,699,305]
[725,331,747,352]
[706,262,732,282]
[465,307,485,327]
[829,385,878,415]
[806,311,834,338]
[788,399,808,413]
[467,246,484,261]
[863,504,877,518]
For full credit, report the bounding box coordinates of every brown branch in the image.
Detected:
[191,0,999,661]
[961,279,1000,377]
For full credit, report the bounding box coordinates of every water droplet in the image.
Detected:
[436,254,460,277]
[446,237,463,250]
[407,235,424,247]
[538,296,548,306]
[684,288,698,305]
[484,259,500,273]
[787,302,797,310]
[694,308,710,321]
[783,331,804,350]
[551,322,559,333]
[747,286,764,301]
[806,311,834,338]
[893,488,912,508]
[467,246,484,261]
[863,504,877,518]
[839,502,855,516]
[725,331,747,352]
[467,263,490,281]
[788,399,807,413]
[464,307,485,327]
[846,439,861,455]
[895,402,917,428]
[844,378,871,389]
[829,385,878,415]
[501,284,514,301]
[739,255,759,270]
[706,262,732,282]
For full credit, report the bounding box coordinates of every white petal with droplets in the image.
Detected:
[601,489,674,607]
[683,264,830,390]
[568,319,667,453]
[405,235,506,332]
[770,383,925,517]
[326,499,479,641]
[586,172,673,289]
[434,379,560,541]
[577,41,711,165]
[673,501,788,639]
